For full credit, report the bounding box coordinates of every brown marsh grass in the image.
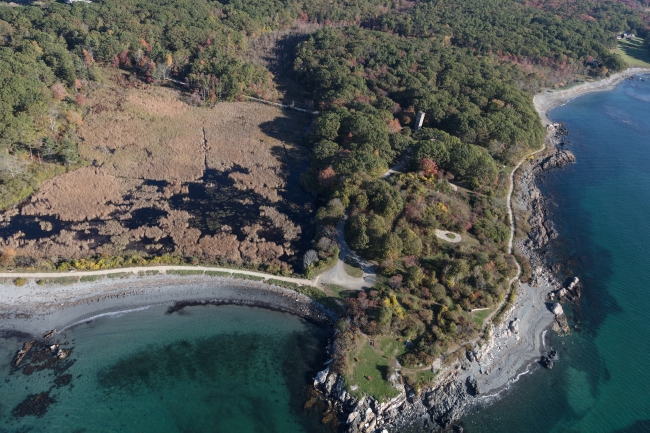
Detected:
[0,82,313,271]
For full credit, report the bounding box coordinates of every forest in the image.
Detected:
[1,0,649,385]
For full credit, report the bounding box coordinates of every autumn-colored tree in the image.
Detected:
[387,118,402,133]
[420,158,438,177]
[50,83,67,101]
[318,166,337,188]
[66,111,83,127]
[75,94,85,106]
[388,274,403,290]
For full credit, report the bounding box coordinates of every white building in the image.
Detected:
[415,111,425,130]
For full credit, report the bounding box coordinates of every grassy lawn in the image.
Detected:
[324,284,357,299]
[343,262,364,278]
[471,308,492,328]
[615,38,650,68]
[403,369,438,391]
[345,335,406,402]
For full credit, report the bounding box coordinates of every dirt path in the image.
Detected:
[0,266,317,287]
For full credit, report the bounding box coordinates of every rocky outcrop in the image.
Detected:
[551,303,571,335]
[314,362,478,433]
[550,277,581,302]
[540,350,558,369]
[539,148,576,171]
[518,123,575,252]
[12,339,36,367]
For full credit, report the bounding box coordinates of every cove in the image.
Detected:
[0,304,331,433]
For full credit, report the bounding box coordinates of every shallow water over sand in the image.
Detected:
[461,75,650,432]
[0,304,330,433]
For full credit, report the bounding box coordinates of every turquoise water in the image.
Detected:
[0,304,331,432]
[462,75,650,432]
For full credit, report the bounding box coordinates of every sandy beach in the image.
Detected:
[0,274,334,337]
[533,67,650,124]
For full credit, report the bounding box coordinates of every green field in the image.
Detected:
[345,335,406,401]
[471,308,492,328]
[615,38,650,68]
[343,262,364,278]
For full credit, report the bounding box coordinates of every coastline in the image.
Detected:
[316,67,650,432]
[0,274,335,336]
[1,67,648,433]
[533,67,650,125]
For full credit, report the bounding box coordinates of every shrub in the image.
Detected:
[205,270,231,277]
[14,277,26,286]
[232,273,265,281]
[166,269,204,276]
[107,272,132,279]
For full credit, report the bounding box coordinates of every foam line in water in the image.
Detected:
[477,363,534,402]
[60,306,151,332]
[542,330,547,349]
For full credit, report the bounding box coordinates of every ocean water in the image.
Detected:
[461,75,650,432]
[0,304,331,433]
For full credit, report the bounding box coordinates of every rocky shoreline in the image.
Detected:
[514,123,580,336]
[310,122,581,433]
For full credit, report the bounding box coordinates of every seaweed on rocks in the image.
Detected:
[12,391,55,418]
[54,374,73,388]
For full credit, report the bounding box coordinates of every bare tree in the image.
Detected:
[0,154,28,179]
[303,249,319,270]
[153,63,171,82]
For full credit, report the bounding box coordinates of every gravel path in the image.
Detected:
[0,265,317,286]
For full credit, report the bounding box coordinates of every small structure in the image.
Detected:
[414,111,425,130]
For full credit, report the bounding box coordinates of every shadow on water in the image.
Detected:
[96,311,331,432]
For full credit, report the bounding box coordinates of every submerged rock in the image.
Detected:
[12,391,55,417]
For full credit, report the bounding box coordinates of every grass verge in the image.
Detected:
[165,269,204,276]
[232,273,265,281]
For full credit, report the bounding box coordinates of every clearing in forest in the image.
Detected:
[0,81,314,273]
[615,39,650,68]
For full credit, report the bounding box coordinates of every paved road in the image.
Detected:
[0,265,317,287]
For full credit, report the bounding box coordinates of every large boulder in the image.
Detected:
[552,303,564,316]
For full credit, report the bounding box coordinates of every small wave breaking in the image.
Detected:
[60,306,151,332]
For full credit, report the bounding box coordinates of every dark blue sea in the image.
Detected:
[462,74,650,432]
